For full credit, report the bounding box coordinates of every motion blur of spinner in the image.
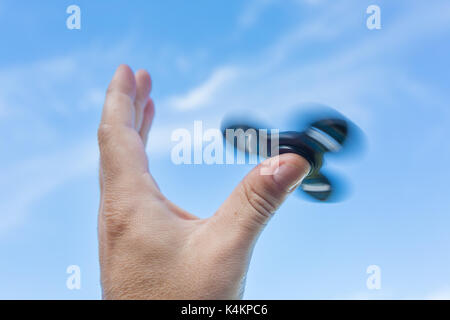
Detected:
[222,104,365,202]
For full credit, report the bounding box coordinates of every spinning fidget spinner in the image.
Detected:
[222,105,362,202]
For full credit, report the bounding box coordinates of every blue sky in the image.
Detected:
[0,0,449,299]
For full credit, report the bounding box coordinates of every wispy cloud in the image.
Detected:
[0,139,98,236]
[0,42,132,235]
[237,0,324,30]
[237,0,275,29]
[166,66,239,110]
[0,37,197,235]
[168,1,450,134]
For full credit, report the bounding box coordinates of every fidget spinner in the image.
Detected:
[221,105,362,202]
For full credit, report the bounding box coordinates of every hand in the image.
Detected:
[97,65,310,299]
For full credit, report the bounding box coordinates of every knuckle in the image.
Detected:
[242,180,277,224]
[103,212,129,239]
[101,190,136,238]
[97,124,114,146]
[105,85,115,96]
[102,205,131,239]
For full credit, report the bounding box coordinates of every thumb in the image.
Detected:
[211,153,310,248]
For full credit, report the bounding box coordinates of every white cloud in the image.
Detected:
[237,0,324,29]
[0,139,98,236]
[166,66,239,110]
[0,42,134,235]
[0,37,196,235]
[0,56,77,118]
[78,87,106,111]
[168,1,450,135]
[238,0,275,29]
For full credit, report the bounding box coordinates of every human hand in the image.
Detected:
[97,65,310,299]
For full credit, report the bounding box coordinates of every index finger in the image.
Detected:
[100,64,137,128]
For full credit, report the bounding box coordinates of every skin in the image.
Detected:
[98,65,310,299]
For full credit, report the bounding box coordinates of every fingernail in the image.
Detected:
[273,162,310,193]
